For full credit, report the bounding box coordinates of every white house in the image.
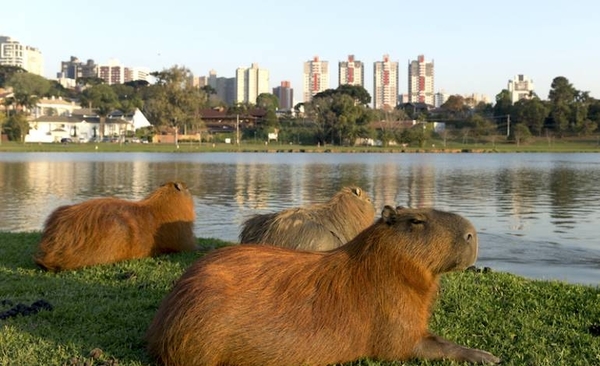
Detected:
[25,108,151,143]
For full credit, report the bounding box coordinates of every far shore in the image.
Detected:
[1,136,600,154]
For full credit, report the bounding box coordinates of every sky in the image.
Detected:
[3,0,600,104]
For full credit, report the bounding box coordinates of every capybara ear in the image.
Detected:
[381,205,397,224]
[351,187,362,197]
[174,182,183,191]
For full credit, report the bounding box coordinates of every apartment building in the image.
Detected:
[273,81,294,110]
[408,54,435,105]
[338,54,364,87]
[125,67,150,83]
[97,59,126,85]
[373,54,399,110]
[58,56,98,80]
[508,74,535,103]
[235,63,270,104]
[303,56,329,102]
[0,36,44,76]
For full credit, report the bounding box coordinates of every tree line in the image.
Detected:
[1,64,598,145]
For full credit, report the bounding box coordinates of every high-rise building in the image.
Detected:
[273,81,294,110]
[235,63,270,104]
[303,56,329,102]
[408,54,435,105]
[338,54,364,87]
[373,54,399,110]
[98,59,125,85]
[216,77,236,105]
[125,67,150,83]
[58,57,98,80]
[0,36,44,76]
[508,74,535,103]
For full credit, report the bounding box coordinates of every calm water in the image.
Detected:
[1,152,599,285]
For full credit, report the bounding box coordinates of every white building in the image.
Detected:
[338,54,364,87]
[97,59,126,85]
[408,54,434,106]
[373,54,399,110]
[508,74,535,103]
[0,36,44,76]
[235,63,270,104]
[303,56,329,102]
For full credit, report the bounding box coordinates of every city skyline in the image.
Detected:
[2,0,599,104]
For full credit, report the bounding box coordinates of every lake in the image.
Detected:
[0,152,599,285]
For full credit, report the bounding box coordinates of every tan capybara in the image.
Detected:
[34,181,196,271]
[146,205,500,366]
[239,186,375,250]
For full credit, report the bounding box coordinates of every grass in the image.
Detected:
[1,232,599,365]
[1,135,600,153]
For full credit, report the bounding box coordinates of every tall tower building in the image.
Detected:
[408,54,434,105]
[273,81,294,110]
[338,54,364,87]
[0,36,44,76]
[373,54,399,110]
[97,59,125,85]
[508,74,535,103]
[235,63,270,104]
[303,56,329,102]
[58,57,98,81]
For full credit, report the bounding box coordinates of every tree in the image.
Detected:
[547,76,577,136]
[512,98,549,136]
[144,65,207,137]
[3,114,29,142]
[314,84,372,106]
[80,84,120,138]
[0,65,27,87]
[256,93,279,111]
[6,72,51,112]
[512,123,532,146]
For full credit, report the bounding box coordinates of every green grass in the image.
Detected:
[1,136,600,153]
[1,232,599,365]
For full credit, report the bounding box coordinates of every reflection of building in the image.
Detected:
[272,81,294,111]
[0,35,44,75]
[373,54,399,110]
[408,54,434,105]
[508,74,534,103]
[235,63,270,104]
[303,56,329,102]
[338,54,364,87]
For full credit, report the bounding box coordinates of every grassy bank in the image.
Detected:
[1,136,600,153]
[1,232,599,365]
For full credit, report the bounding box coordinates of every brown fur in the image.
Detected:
[239,186,375,250]
[146,205,500,366]
[34,181,196,271]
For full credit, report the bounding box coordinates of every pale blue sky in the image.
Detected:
[3,0,599,103]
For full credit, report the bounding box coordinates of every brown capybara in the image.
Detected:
[146,205,500,366]
[34,181,196,271]
[239,186,375,250]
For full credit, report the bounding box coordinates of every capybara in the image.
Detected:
[146,205,500,365]
[34,181,196,271]
[239,186,375,250]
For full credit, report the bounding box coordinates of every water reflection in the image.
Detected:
[0,152,599,285]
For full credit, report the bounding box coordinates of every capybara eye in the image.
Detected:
[410,218,424,225]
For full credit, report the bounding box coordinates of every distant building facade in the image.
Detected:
[58,56,98,80]
[235,63,270,104]
[408,54,434,105]
[0,35,44,76]
[373,54,399,110]
[338,54,364,87]
[273,81,294,111]
[508,74,534,103]
[434,91,449,108]
[125,67,150,82]
[97,59,126,85]
[303,56,329,102]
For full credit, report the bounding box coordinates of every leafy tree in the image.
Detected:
[144,65,207,137]
[313,84,372,106]
[512,98,549,136]
[547,76,577,136]
[5,72,51,111]
[0,65,27,87]
[80,84,120,138]
[439,95,469,120]
[513,123,532,146]
[111,84,143,115]
[493,89,513,118]
[77,76,105,87]
[3,114,29,141]
[256,93,279,111]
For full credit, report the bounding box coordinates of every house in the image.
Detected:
[199,107,266,134]
[24,108,151,143]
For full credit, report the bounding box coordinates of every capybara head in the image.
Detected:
[239,185,375,251]
[363,205,478,274]
[34,181,196,271]
[146,204,498,366]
